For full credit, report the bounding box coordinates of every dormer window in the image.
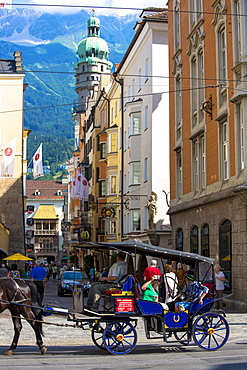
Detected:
[34,190,40,196]
[57,190,63,196]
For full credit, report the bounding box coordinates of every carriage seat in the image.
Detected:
[102,274,135,296]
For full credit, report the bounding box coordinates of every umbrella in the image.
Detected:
[3,253,33,261]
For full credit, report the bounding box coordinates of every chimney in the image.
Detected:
[13,51,24,72]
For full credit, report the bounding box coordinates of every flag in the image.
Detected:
[71,177,77,199]
[80,173,89,200]
[33,144,44,179]
[75,169,81,198]
[1,137,17,177]
[0,0,12,9]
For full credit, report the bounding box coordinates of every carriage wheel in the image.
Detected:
[103,321,137,355]
[91,323,106,350]
[192,312,229,350]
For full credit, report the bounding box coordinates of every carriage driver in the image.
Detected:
[86,252,127,311]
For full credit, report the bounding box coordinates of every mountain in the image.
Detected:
[0,8,138,169]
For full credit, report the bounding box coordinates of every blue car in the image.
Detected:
[57,270,90,297]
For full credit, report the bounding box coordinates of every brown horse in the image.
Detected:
[0,277,47,355]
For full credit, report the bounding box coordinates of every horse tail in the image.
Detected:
[25,280,44,336]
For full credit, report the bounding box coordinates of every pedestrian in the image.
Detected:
[52,264,58,280]
[0,263,8,277]
[143,259,161,281]
[30,261,47,305]
[7,263,20,278]
[89,267,95,282]
[214,264,226,310]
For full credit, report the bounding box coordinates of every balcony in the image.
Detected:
[34,230,57,236]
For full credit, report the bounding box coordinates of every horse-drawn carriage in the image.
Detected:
[0,241,229,355]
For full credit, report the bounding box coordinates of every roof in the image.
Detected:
[33,204,58,219]
[78,241,215,265]
[26,180,67,200]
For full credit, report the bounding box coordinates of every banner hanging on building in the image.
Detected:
[0,0,12,9]
[80,173,89,200]
[71,176,77,199]
[75,169,81,198]
[33,143,44,179]
[1,137,17,177]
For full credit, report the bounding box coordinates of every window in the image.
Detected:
[190,225,198,253]
[130,112,141,135]
[232,0,242,63]
[201,224,209,257]
[99,180,106,197]
[108,175,117,194]
[130,162,141,185]
[219,120,229,181]
[108,133,117,153]
[108,220,116,234]
[100,142,106,159]
[192,135,206,191]
[191,50,204,127]
[131,210,141,231]
[144,157,148,182]
[144,105,148,130]
[174,0,180,50]
[111,107,113,124]
[176,228,183,251]
[218,26,227,84]
[138,68,142,91]
[132,79,135,100]
[236,102,244,173]
[190,0,202,28]
[145,58,148,82]
[219,220,232,293]
[27,205,34,213]
[115,101,118,117]
[176,150,182,197]
[175,76,182,140]
[27,218,34,226]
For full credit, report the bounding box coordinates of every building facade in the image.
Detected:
[25,180,67,262]
[0,52,26,261]
[114,9,171,246]
[168,0,247,311]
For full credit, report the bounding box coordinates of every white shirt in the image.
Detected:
[164,272,178,303]
[215,271,225,291]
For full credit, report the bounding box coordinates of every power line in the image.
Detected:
[23,70,247,85]
[10,3,247,18]
[1,84,247,115]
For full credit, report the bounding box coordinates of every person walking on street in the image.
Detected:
[30,261,47,305]
[52,264,58,280]
[0,264,8,277]
[214,264,225,310]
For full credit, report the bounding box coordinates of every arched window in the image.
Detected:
[190,225,198,253]
[201,224,209,257]
[176,228,183,251]
[219,220,232,293]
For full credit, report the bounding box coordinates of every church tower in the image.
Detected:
[74,12,113,111]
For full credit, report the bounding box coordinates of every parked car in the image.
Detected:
[57,270,91,297]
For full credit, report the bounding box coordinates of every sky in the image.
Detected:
[12,0,167,15]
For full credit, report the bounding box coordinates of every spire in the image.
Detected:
[87,9,100,37]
